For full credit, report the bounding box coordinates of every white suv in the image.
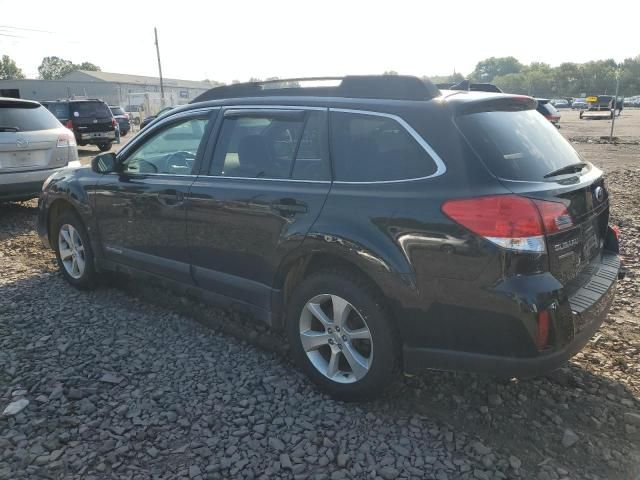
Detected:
[0,98,79,202]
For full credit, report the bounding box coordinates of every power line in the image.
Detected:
[0,25,53,34]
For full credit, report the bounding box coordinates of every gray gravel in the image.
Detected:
[1,141,639,480]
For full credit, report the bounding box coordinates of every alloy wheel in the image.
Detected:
[299,294,373,383]
[58,224,86,279]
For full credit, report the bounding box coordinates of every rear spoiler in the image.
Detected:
[456,95,537,115]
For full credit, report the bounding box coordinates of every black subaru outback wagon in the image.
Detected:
[37,76,622,400]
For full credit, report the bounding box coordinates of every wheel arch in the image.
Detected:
[273,248,417,330]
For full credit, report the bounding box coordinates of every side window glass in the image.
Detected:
[330,111,437,182]
[211,112,306,179]
[124,118,208,175]
[291,111,330,181]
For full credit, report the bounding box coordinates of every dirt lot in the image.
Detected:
[0,111,639,480]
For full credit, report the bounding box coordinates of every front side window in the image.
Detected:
[124,118,208,175]
[330,111,437,182]
[211,110,329,180]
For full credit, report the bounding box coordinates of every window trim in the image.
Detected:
[329,108,447,184]
[205,105,332,184]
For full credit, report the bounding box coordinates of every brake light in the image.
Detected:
[112,118,117,127]
[611,225,620,240]
[57,132,76,147]
[536,310,550,350]
[65,119,73,129]
[441,195,572,252]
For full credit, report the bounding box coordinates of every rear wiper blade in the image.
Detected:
[0,126,20,132]
[544,162,588,178]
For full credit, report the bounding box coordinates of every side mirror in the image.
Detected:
[91,152,119,174]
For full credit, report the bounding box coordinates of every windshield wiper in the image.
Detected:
[544,162,588,178]
[0,126,20,132]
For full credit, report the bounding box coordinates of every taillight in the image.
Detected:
[57,132,76,147]
[611,224,620,241]
[441,195,572,253]
[65,119,73,129]
[536,310,550,350]
[112,118,117,127]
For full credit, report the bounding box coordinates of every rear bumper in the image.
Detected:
[76,131,115,144]
[0,167,64,201]
[404,251,620,378]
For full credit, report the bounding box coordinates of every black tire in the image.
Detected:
[97,143,112,152]
[52,210,97,290]
[286,269,400,401]
[121,130,128,137]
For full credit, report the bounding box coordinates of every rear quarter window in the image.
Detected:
[0,104,62,132]
[330,111,438,182]
[456,109,583,182]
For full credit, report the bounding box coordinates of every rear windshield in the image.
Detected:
[0,105,62,132]
[71,101,112,118]
[457,110,583,181]
[110,106,125,115]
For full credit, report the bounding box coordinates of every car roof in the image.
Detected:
[0,97,41,108]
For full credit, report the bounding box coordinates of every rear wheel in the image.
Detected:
[286,270,399,401]
[97,143,112,152]
[53,211,97,289]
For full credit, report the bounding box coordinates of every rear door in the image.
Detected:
[0,101,70,172]
[456,108,609,290]
[186,106,332,311]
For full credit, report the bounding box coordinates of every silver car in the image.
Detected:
[0,98,79,201]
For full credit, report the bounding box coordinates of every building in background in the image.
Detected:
[0,70,219,116]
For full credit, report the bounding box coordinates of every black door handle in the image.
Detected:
[271,199,308,215]
[158,190,184,206]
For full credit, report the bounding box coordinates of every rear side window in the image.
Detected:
[211,110,330,180]
[71,101,112,118]
[45,102,70,120]
[0,105,62,132]
[330,111,437,182]
[457,110,583,181]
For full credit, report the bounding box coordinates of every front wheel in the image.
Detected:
[53,211,97,289]
[97,143,112,152]
[286,270,399,401]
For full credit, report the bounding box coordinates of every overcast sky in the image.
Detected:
[1,0,638,83]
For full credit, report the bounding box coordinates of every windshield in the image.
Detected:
[457,109,584,181]
[0,105,62,132]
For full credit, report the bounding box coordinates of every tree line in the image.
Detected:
[2,54,639,98]
[0,55,100,80]
[428,55,640,98]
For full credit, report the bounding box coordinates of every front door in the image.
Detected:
[94,110,216,283]
[187,107,332,311]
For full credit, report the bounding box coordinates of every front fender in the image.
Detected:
[38,166,101,258]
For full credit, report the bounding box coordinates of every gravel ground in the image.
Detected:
[1,141,639,480]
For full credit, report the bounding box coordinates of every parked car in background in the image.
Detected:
[536,98,561,127]
[551,98,570,109]
[140,106,174,129]
[0,97,78,201]
[108,105,131,136]
[42,99,116,152]
[572,98,589,110]
[125,105,142,126]
[38,76,622,400]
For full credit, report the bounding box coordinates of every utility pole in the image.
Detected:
[154,27,165,108]
[609,67,620,142]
